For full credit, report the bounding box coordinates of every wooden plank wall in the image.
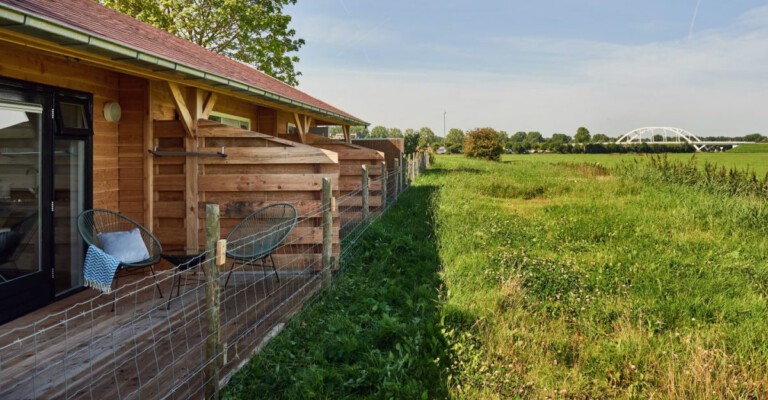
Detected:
[150,82,341,270]
[300,134,385,232]
[255,106,277,135]
[352,138,404,171]
[117,76,148,223]
[0,41,121,210]
[150,119,340,270]
[276,109,293,135]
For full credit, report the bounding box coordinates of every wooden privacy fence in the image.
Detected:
[0,153,429,400]
[152,120,340,272]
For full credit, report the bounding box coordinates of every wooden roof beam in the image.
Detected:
[201,91,218,119]
[293,111,307,143]
[168,81,195,138]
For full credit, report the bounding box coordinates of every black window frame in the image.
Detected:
[55,94,93,137]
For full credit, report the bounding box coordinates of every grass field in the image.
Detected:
[224,152,768,399]
[430,154,768,398]
[499,148,768,176]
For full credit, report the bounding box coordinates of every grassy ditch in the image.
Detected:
[222,185,450,399]
[427,155,768,398]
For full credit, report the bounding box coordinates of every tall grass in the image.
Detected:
[426,155,768,398]
[222,186,450,399]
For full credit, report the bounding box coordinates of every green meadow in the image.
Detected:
[225,152,768,399]
[500,145,768,177]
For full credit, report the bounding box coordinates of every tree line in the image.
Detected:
[340,125,767,155]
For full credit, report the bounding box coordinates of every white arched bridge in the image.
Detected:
[615,127,751,152]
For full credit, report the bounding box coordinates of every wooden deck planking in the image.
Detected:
[0,272,320,400]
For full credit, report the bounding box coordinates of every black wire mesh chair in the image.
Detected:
[76,209,164,304]
[224,203,298,289]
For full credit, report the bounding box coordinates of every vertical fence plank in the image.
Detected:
[204,203,221,400]
[322,177,333,287]
[380,161,387,209]
[361,165,369,221]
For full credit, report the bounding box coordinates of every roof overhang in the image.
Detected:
[0,2,367,126]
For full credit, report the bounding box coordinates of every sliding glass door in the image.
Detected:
[0,78,92,323]
[53,139,86,295]
[0,100,48,319]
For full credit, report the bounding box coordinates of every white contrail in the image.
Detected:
[688,0,702,39]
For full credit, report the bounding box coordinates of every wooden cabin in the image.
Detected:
[0,0,365,324]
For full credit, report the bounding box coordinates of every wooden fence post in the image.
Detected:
[322,177,333,287]
[407,154,412,184]
[361,165,369,221]
[393,158,400,198]
[381,161,387,209]
[204,203,221,400]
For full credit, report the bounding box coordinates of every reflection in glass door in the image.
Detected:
[54,139,85,295]
[0,101,42,285]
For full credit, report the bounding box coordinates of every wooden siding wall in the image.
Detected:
[117,76,148,223]
[0,41,120,210]
[352,139,404,171]
[276,110,294,135]
[255,106,277,135]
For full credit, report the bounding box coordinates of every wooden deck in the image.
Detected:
[0,269,321,399]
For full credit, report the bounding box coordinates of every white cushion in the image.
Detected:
[97,228,150,264]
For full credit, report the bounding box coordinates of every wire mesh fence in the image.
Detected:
[0,152,428,400]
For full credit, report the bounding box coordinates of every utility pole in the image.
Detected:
[443,111,446,137]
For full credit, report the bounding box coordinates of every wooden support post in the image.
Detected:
[144,80,154,230]
[361,165,369,221]
[185,87,202,251]
[204,203,221,400]
[321,178,333,287]
[380,161,387,209]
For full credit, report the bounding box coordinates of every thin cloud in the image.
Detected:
[296,5,768,137]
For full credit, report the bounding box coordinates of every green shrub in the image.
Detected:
[464,127,503,161]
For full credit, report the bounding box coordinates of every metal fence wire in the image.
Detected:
[0,152,429,400]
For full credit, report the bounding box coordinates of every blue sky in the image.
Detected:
[289,1,768,137]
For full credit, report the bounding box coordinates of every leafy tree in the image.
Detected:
[744,133,765,142]
[497,131,509,149]
[574,127,591,143]
[592,133,610,143]
[525,131,544,143]
[351,126,369,139]
[464,127,503,161]
[101,0,305,85]
[370,125,388,138]
[388,128,403,138]
[551,133,572,144]
[418,127,439,147]
[511,131,527,143]
[404,131,419,154]
[445,128,465,154]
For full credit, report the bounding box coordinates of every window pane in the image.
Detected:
[0,102,41,283]
[59,102,88,129]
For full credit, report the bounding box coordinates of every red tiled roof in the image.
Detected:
[1,0,363,123]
